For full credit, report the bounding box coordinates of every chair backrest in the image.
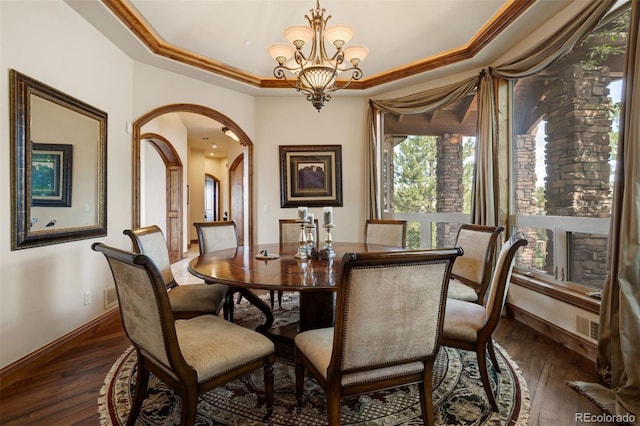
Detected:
[279,218,319,247]
[328,248,462,376]
[92,243,182,374]
[193,221,239,255]
[364,219,407,248]
[483,232,528,331]
[123,225,176,290]
[451,224,504,301]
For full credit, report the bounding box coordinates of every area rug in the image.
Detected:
[99,294,530,425]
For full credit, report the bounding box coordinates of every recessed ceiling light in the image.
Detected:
[211,144,217,148]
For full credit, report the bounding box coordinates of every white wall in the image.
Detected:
[508,284,600,343]
[0,1,134,367]
[254,96,369,245]
[188,148,206,241]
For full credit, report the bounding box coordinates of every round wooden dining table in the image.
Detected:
[188,241,402,339]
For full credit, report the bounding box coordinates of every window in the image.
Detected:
[382,94,477,248]
[510,6,629,290]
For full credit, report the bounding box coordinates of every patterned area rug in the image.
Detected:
[99,294,529,425]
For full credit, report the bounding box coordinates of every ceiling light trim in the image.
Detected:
[102,0,535,91]
[102,0,264,86]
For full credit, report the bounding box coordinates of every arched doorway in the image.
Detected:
[140,132,183,262]
[132,103,254,258]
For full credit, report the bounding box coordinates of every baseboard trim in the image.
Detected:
[0,308,120,389]
[507,303,598,362]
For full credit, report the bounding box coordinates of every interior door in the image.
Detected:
[204,174,219,222]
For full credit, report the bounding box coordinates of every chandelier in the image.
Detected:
[267,1,369,111]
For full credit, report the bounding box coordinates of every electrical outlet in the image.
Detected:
[84,290,91,305]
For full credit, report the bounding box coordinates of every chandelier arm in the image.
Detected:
[273,66,303,90]
[334,67,364,91]
[294,49,308,68]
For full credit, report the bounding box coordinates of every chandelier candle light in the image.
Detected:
[267,0,369,111]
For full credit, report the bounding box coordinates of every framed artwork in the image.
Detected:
[279,144,343,207]
[31,143,73,207]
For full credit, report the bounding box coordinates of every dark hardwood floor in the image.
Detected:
[0,313,613,425]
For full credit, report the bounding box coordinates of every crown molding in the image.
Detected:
[102,0,534,90]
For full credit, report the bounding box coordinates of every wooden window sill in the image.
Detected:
[511,273,601,314]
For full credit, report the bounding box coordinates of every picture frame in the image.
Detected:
[279,144,343,207]
[31,143,73,207]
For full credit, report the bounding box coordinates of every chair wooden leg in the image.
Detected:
[326,387,341,426]
[224,290,236,322]
[419,364,436,426]
[477,344,499,412]
[487,338,501,373]
[269,290,275,309]
[263,362,274,418]
[277,290,283,308]
[223,296,229,320]
[127,357,149,426]
[295,362,305,407]
[181,386,199,425]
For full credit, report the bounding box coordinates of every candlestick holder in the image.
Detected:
[323,224,336,258]
[295,219,310,259]
[305,221,316,256]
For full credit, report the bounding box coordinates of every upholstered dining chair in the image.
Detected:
[447,224,504,303]
[364,219,407,248]
[442,232,528,412]
[192,221,242,321]
[273,218,319,309]
[92,243,275,425]
[123,225,227,320]
[279,218,319,248]
[295,248,462,426]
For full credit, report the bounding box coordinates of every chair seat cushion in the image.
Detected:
[447,278,479,302]
[443,298,487,342]
[168,283,227,314]
[176,315,274,383]
[295,328,334,376]
[295,328,424,387]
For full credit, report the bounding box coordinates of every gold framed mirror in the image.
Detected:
[10,69,107,250]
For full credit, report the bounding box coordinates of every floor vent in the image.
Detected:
[577,315,598,340]
[104,287,118,309]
